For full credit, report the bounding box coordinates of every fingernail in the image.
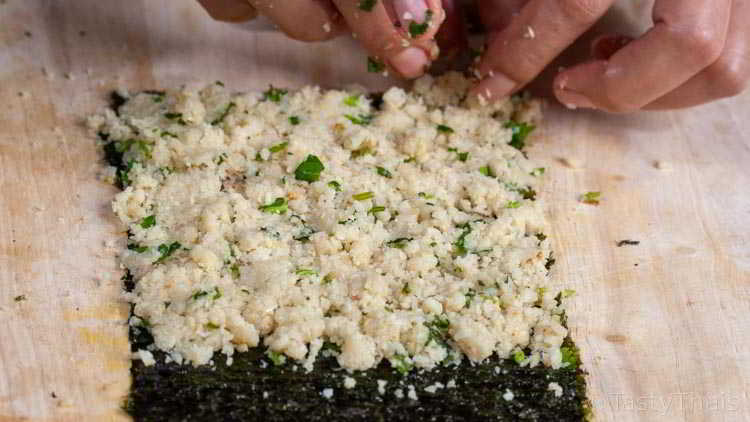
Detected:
[389,47,429,78]
[557,89,596,109]
[475,72,517,99]
[394,0,429,26]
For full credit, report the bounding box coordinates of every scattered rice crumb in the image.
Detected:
[322,22,331,33]
[446,379,456,388]
[377,379,387,395]
[394,388,404,399]
[321,388,334,399]
[343,376,356,389]
[502,389,515,401]
[548,382,563,397]
[407,385,418,400]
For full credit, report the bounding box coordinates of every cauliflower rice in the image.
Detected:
[89,72,569,373]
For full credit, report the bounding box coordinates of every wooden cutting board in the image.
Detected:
[1,1,748,421]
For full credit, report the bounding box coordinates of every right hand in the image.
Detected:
[197,0,456,79]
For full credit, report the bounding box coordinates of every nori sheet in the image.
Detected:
[103,92,591,421]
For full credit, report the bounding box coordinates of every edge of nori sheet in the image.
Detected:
[102,91,591,422]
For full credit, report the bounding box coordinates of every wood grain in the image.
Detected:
[1,1,748,421]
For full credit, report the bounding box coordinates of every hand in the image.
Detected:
[197,0,447,79]
[472,0,750,111]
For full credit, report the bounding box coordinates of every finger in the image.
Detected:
[590,34,633,60]
[434,0,466,60]
[645,0,750,109]
[197,0,257,22]
[332,0,445,78]
[478,0,528,35]
[555,0,733,112]
[471,0,614,101]
[248,0,345,42]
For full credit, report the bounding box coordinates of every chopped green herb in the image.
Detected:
[351,146,372,158]
[561,346,579,368]
[115,139,152,158]
[295,268,318,277]
[375,166,392,178]
[367,57,385,73]
[160,130,177,138]
[352,191,374,201]
[128,243,148,253]
[402,283,411,294]
[288,115,300,125]
[561,289,576,299]
[263,86,287,103]
[464,288,476,307]
[345,113,374,126]
[535,233,547,242]
[457,151,469,162]
[368,205,386,215]
[531,167,546,176]
[215,80,224,87]
[408,10,433,38]
[390,354,413,375]
[358,0,376,11]
[269,141,289,153]
[140,215,156,229]
[580,191,601,205]
[386,237,412,249]
[230,264,240,280]
[343,94,360,107]
[259,197,288,214]
[479,165,496,178]
[211,102,235,125]
[403,157,416,163]
[215,153,227,165]
[506,201,521,209]
[454,223,472,256]
[322,273,334,284]
[212,287,222,300]
[327,181,342,192]
[151,92,165,103]
[437,124,454,134]
[206,322,220,330]
[513,350,526,364]
[504,120,535,150]
[266,350,286,366]
[191,290,209,300]
[418,192,434,200]
[164,112,187,125]
[518,186,537,201]
[14,295,26,302]
[294,154,325,182]
[424,316,450,347]
[154,241,181,264]
[616,240,640,247]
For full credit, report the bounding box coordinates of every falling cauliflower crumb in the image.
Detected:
[137,349,156,366]
[343,376,356,389]
[377,379,387,395]
[407,385,418,400]
[321,388,334,399]
[502,389,515,401]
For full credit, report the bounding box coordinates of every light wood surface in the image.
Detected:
[1,1,748,421]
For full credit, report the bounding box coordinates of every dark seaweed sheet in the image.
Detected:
[104,92,590,422]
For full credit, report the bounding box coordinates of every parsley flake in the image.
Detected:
[259,197,288,214]
[294,154,325,182]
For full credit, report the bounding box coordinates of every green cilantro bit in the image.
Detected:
[230,264,240,280]
[215,153,227,165]
[263,86,287,103]
[212,287,222,300]
[390,354,413,375]
[358,0,376,11]
[345,113,374,126]
[464,288,476,308]
[424,316,450,347]
[154,241,181,264]
[531,167,546,176]
[506,201,521,209]
[513,350,526,364]
[504,120,535,150]
[266,350,287,366]
[296,268,318,277]
[206,322,220,330]
[288,115,300,125]
[128,243,148,253]
[581,191,601,205]
[408,10,433,38]
[518,186,537,201]
[437,124,454,134]
[453,223,472,256]
[561,346,579,368]
[386,237,412,249]
[344,94,360,107]
[457,151,469,162]
[115,139,152,158]
[351,146,372,158]
[151,92,165,103]
[367,57,385,73]
[160,130,177,138]
[294,154,325,182]
[352,191,374,201]
[14,295,26,302]
[191,290,209,300]
[140,215,156,229]
[375,166,392,178]
[215,80,224,87]
[211,102,235,125]
[164,112,186,125]
[259,197,288,214]
[561,289,576,298]
[402,283,411,294]
[403,157,416,163]
[323,273,334,284]
[535,233,547,242]
[617,239,640,247]
[269,141,289,153]
[328,181,342,192]
[368,205,386,215]
[418,192,434,199]
[479,165,496,178]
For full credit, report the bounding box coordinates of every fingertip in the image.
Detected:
[388,47,430,78]
[471,72,518,102]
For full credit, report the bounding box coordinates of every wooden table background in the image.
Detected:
[1,1,749,421]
